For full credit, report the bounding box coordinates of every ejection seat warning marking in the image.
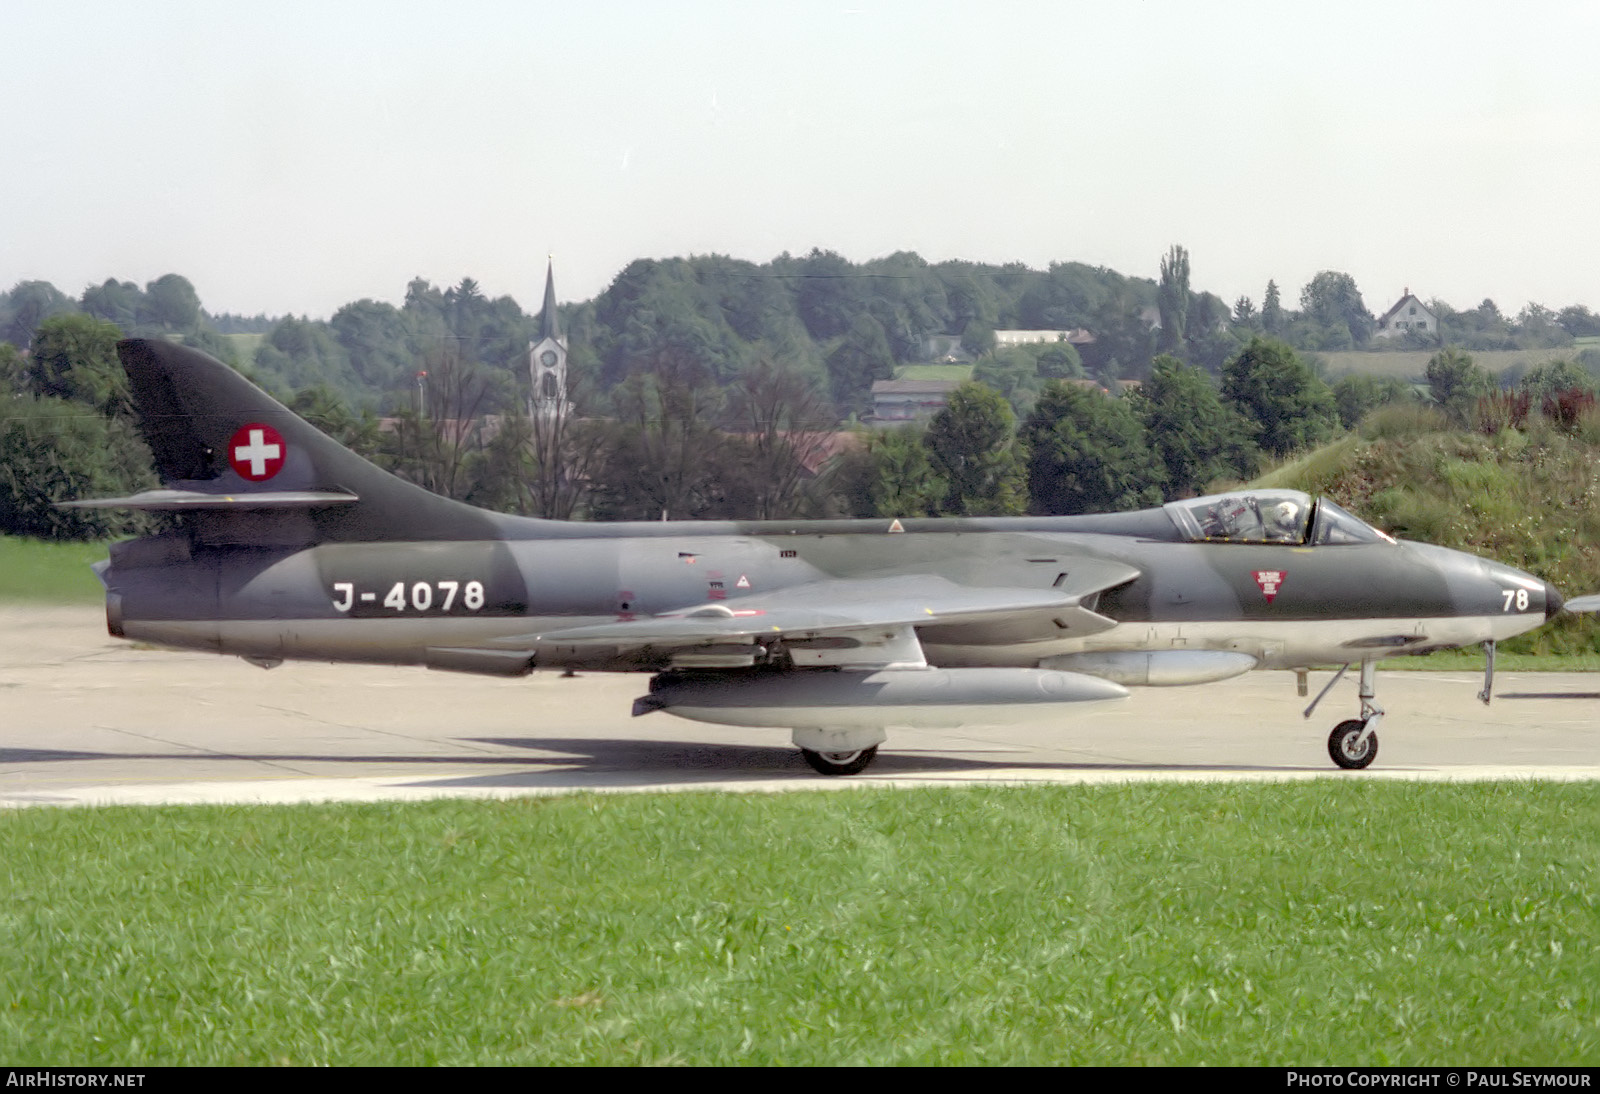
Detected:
[228,423,285,481]
[332,581,485,613]
[1254,570,1285,603]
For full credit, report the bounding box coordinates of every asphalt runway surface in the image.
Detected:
[4,605,1599,808]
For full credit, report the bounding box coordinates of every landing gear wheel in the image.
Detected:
[1328,719,1378,770]
[801,746,878,776]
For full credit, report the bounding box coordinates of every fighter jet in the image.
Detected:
[65,339,1564,776]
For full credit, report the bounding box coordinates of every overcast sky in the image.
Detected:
[5,1,1598,321]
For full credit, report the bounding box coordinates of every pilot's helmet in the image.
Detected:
[1267,499,1301,535]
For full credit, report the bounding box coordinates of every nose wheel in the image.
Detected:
[1328,719,1378,769]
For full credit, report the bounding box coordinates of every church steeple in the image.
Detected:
[529,258,571,422]
[538,258,562,343]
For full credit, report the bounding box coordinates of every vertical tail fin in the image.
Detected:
[90,339,504,543]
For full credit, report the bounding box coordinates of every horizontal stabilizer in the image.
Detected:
[59,489,359,511]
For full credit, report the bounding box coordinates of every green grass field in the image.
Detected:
[895,363,972,381]
[0,536,110,603]
[1320,348,1583,380]
[3,784,1596,1065]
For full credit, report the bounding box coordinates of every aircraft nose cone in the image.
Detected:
[1546,582,1565,620]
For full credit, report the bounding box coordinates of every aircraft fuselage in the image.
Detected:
[104,518,1554,675]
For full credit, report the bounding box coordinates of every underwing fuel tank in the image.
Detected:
[633,667,1129,730]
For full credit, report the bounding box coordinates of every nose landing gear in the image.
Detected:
[1306,660,1383,770]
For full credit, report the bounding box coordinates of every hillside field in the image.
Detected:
[1319,347,1584,380]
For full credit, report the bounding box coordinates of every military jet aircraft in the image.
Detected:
[66,339,1565,776]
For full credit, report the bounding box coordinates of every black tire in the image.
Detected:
[1328,719,1378,770]
[800,746,878,776]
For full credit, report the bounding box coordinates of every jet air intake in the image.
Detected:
[633,667,1129,730]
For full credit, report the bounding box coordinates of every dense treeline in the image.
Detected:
[5,251,1600,539]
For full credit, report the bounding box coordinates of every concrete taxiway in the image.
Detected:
[3,605,1598,808]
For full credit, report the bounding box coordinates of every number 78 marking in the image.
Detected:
[1502,588,1529,612]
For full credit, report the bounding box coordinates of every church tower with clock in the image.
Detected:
[528,258,572,422]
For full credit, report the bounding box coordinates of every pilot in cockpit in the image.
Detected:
[1261,498,1303,543]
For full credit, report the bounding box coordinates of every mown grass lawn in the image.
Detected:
[0,536,109,603]
[4,783,1597,1065]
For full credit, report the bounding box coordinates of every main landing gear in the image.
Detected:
[800,747,879,776]
[1305,660,1383,770]
[792,727,887,777]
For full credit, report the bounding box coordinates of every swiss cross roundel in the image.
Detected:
[227,423,286,481]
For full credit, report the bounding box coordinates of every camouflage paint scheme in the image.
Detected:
[69,340,1562,775]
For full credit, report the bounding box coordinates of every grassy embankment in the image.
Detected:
[3,783,1597,1066]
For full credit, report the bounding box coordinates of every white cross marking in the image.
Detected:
[234,429,281,477]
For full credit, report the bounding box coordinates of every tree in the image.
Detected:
[1035,342,1083,380]
[1221,338,1338,458]
[81,279,145,330]
[1183,292,1242,374]
[379,348,498,500]
[719,361,837,520]
[24,314,130,417]
[794,248,862,341]
[829,427,945,518]
[1022,381,1164,515]
[252,315,362,401]
[329,298,417,391]
[143,274,202,331]
[1424,347,1493,426]
[524,406,609,520]
[960,319,996,358]
[1261,280,1284,335]
[825,314,894,415]
[0,343,24,395]
[1557,305,1600,340]
[287,384,382,460]
[1331,373,1413,429]
[1,281,73,348]
[590,373,728,521]
[924,383,1026,516]
[1515,359,1593,400]
[1299,270,1374,348]
[0,397,156,540]
[1157,245,1190,354]
[971,346,1044,416]
[1132,355,1254,498]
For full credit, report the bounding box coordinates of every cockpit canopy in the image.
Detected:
[1163,490,1394,546]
